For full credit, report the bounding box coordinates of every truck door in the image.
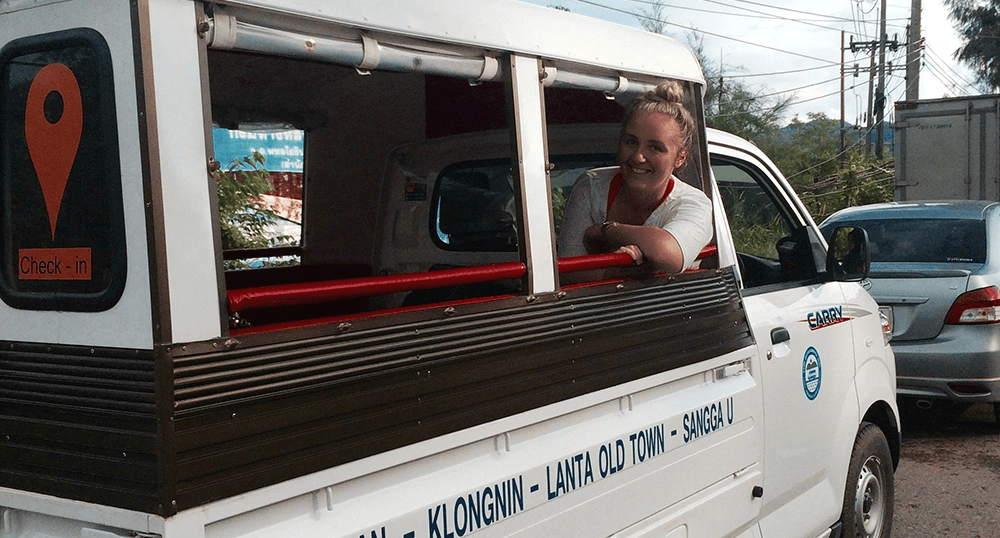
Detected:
[711,146,859,537]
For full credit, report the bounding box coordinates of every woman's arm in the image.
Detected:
[597,222,685,273]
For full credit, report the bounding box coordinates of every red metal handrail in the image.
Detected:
[227,245,718,313]
[228,262,527,312]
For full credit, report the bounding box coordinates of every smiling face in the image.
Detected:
[618,110,689,190]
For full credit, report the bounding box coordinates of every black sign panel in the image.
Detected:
[0,28,126,311]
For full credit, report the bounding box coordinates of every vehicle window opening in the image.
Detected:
[713,155,815,288]
[209,50,534,334]
[213,124,304,270]
[551,80,717,285]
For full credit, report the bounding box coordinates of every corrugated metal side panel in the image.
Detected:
[170,269,752,510]
[0,342,159,513]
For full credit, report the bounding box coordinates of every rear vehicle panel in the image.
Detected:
[822,201,1000,403]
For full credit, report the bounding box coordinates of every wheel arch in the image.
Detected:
[862,400,900,469]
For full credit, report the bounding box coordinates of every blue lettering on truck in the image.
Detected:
[683,397,734,443]
[807,306,848,330]
[360,411,738,537]
[429,477,524,537]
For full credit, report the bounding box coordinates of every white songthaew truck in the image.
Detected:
[0,1,898,537]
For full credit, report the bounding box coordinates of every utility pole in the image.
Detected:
[865,35,877,156]
[848,18,899,156]
[874,0,888,158]
[840,31,846,165]
[905,0,922,101]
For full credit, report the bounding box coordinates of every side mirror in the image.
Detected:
[826,226,870,281]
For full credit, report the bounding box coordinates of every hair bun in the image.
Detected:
[649,80,684,104]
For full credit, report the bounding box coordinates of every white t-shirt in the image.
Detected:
[557,167,714,269]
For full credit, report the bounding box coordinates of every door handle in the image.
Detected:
[771,327,790,345]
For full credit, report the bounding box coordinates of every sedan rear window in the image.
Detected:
[835,218,986,264]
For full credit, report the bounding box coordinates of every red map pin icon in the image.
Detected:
[25,63,83,240]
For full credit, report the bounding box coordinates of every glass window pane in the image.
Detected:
[834,218,986,264]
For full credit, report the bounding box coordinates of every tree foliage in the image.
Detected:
[685,34,793,142]
[217,151,281,250]
[754,113,893,221]
[945,0,1000,90]
[757,113,842,181]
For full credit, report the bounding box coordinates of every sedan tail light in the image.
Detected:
[945,286,1000,324]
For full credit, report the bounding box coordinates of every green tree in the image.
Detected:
[216,152,295,271]
[755,113,892,220]
[758,113,841,182]
[945,0,1000,90]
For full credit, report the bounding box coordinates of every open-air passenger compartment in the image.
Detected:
[0,1,745,518]
[179,3,745,511]
[207,21,720,335]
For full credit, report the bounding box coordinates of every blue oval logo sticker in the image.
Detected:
[802,346,822,400]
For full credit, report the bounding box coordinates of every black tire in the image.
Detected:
[840,422,894,538]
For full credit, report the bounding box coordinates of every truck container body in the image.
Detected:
[895,95,1000,201]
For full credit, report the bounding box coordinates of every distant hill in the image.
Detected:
[778,117,894,149]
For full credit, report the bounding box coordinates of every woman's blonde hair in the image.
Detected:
[623,80,696,152]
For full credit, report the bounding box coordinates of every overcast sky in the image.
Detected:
[518,0,980,126]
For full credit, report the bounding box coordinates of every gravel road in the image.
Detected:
[892,401,1000,537]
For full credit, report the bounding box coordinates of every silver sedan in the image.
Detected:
[821,201,1000,419]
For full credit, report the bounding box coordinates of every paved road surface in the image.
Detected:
[892,401,1000,537]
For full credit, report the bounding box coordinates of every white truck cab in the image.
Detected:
[0,1,897,538]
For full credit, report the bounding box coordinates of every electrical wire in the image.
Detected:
[625,0,837,29]
[573,0,841,64]
[726,0,856,22]
[692,0,847,32]
[567,0,967,127]
[924,43,978,89]
[712,77,869,119]
[923,57,973,96]
[723,64,836,78]
[922,51,973,96]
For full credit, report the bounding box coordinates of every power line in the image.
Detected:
[724,64,836,78]
[625,0,833,27]
[922,56,973,96]
[922,46,974,95]
[727,0,856,22]
[754,76,843,100]
[692,0,847,32]
[573,0,840,64]
[713,77,870,118]
[923,43,978,89]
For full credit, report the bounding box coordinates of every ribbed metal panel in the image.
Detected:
[0,342,159,513]
[170,269,752,509]
[0,271,751,515]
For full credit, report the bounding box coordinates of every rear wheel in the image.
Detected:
[840,422,894,538]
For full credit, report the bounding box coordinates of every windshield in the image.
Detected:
[829,218,986,264]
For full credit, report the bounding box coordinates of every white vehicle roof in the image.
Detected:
[206,0,706,85]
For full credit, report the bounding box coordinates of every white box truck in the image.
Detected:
[894,95,1000,201]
